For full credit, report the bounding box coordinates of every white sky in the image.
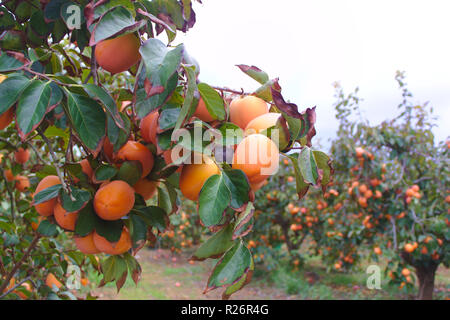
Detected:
[177,0,450,147]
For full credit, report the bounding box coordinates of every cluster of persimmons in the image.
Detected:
[0,32,284,262]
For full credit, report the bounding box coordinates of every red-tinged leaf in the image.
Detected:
[137,8,175,33]
[116,269,128,293]
[236,64,269,85]
[144,77,165,98]
[271,85,303,118]
[300,107,317,147]
[232,203,254,240]
[313,150,334,192]
[222,257,254,300]
[204,241,252,295]
[84,2,95,27]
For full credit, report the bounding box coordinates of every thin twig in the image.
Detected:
[24,141,46,164]
[19,67,72,87]
[211,86,249,96]
[0,276,32,299]
[0,234,41,294]
[37,128,74,201]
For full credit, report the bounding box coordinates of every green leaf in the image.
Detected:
[198,174,231,227]
[33,184,62,205]
[132,206,167,232]
[192,224,235,261]
[44,0,70,21]
[313,150,333,192]
[139,38,184,97]
[222,255,254,299]
[90,6,145,45]
[0,52,25,72]
[174,64,197,131]
[135,72,178,119]
[60,187,91,213]
[158,107,180,130]
[222,169,250,210]
[0,7,16,31]
[298,146,319,185]
[129,213,147,249]
[95,218,124,243]
[197,83,226,121]
[101,255,128,287]
[288,153,310,199]
[237,65,269,85]
[116,161,141,186]
[107,112,131,152]
[84,84,125,129]
[37,219,58,237]
[64,89,106,152]
[206,241,252,293]
[0,75,30,116]
[16,80,52,139]
[74,202,97,237]
[94,164,118,182]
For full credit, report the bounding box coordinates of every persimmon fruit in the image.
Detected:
[0,108,14,130]
[95,33,141,74]
[74,233,101,254]
[116,140,154,178]
[232,134,280,184]
[14,147,30,164]
[93,228,132,255]
[179,156,220,201]
[229,96,268,129]
[53,203,78,231]
[33,175,60,216]
[94,180,135,220]
[133,178,159,200]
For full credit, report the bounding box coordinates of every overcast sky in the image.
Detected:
[176,0,450,147]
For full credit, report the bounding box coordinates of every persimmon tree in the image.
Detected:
[0,0,331,299]
[304,74,449,300]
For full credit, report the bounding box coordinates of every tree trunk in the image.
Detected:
[415,264,438,300]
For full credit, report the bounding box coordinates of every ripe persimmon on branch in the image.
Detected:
[0,0,331,299]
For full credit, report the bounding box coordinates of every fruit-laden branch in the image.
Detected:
[0,234,40,294]
[1,169,16,222]
[36,128,75,201]
[0,276,31,299]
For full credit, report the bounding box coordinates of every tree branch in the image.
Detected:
[0,234,40,294]
[0,276,31,299]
